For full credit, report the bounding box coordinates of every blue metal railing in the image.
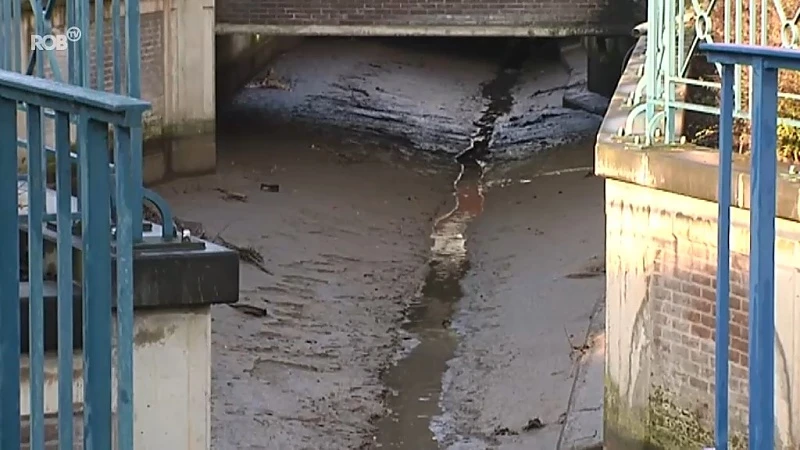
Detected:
[700,42,800,450]
[0,0,179,243]
[0,0,183,449]
[0,70,149,450]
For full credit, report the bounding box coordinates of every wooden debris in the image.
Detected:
[260,183,280,193]
[565,261,605,279]
[215,188,248,202]
[228,304,267,317]
[214,235,273,275]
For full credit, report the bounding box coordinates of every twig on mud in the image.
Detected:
[564,326,575,350]
[214,235,273,275]
[228,303,268,317]
[215,187,248,202]
[565,260,605,279]
[565,271,603,279]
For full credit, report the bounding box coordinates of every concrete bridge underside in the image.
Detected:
[13,0,642,186]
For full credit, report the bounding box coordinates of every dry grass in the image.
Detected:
[683,0,800,162]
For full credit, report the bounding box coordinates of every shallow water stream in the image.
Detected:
[373,40,530,449]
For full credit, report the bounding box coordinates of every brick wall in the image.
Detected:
[604,179,800,449]
[216,0,644,36]
[647,231,751,431]
[33,8,165,136]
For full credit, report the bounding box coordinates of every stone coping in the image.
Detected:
[595,141,800,222]
[595,35,800,223]
[19,231,239,353]
[35,229,241,309]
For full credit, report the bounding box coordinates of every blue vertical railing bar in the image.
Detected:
[747,54,777,450]
[27,0,44,78]
[1,0,8,69]
[114,125,135,450]
[54,111,74,450]
[12,0,21,73]
[700,42,800,450]
[26,102,46,450]
[714,62,734,450]
[67,0,77,85]
[0,97,21,450]
[127,0,143,241]
[81,116,114,450]
[112,0,122,94]
[78,0,90,88]
[41,0,64,83]
[77,0,91,218]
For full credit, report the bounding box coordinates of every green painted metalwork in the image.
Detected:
[625,0,800,144]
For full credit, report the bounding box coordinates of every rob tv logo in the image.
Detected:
[30,27,82,51]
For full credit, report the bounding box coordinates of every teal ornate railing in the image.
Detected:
[625,0,800,145]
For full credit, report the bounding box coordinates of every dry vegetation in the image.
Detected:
[683,0,800,162]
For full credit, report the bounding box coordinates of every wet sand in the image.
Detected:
[157,128,457,449]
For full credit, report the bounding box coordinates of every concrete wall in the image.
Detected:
[603,180,800,449]
[20,309,211,450]
[215,0,645,37]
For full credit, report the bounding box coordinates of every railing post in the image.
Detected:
[747,56,778,450]
[54,111,75,450]
[700,43,796,450]
[715,62,735,450]
[126,0,144,241]
[80,116,114,450]
[26,102,46,450]
[114,124,135,450]
[0,96,21,450]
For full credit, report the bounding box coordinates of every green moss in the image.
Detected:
[605,376,746,450]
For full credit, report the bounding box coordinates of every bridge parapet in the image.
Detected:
[597,0,800,446]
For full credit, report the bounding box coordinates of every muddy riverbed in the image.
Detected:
[158,37,608,449]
